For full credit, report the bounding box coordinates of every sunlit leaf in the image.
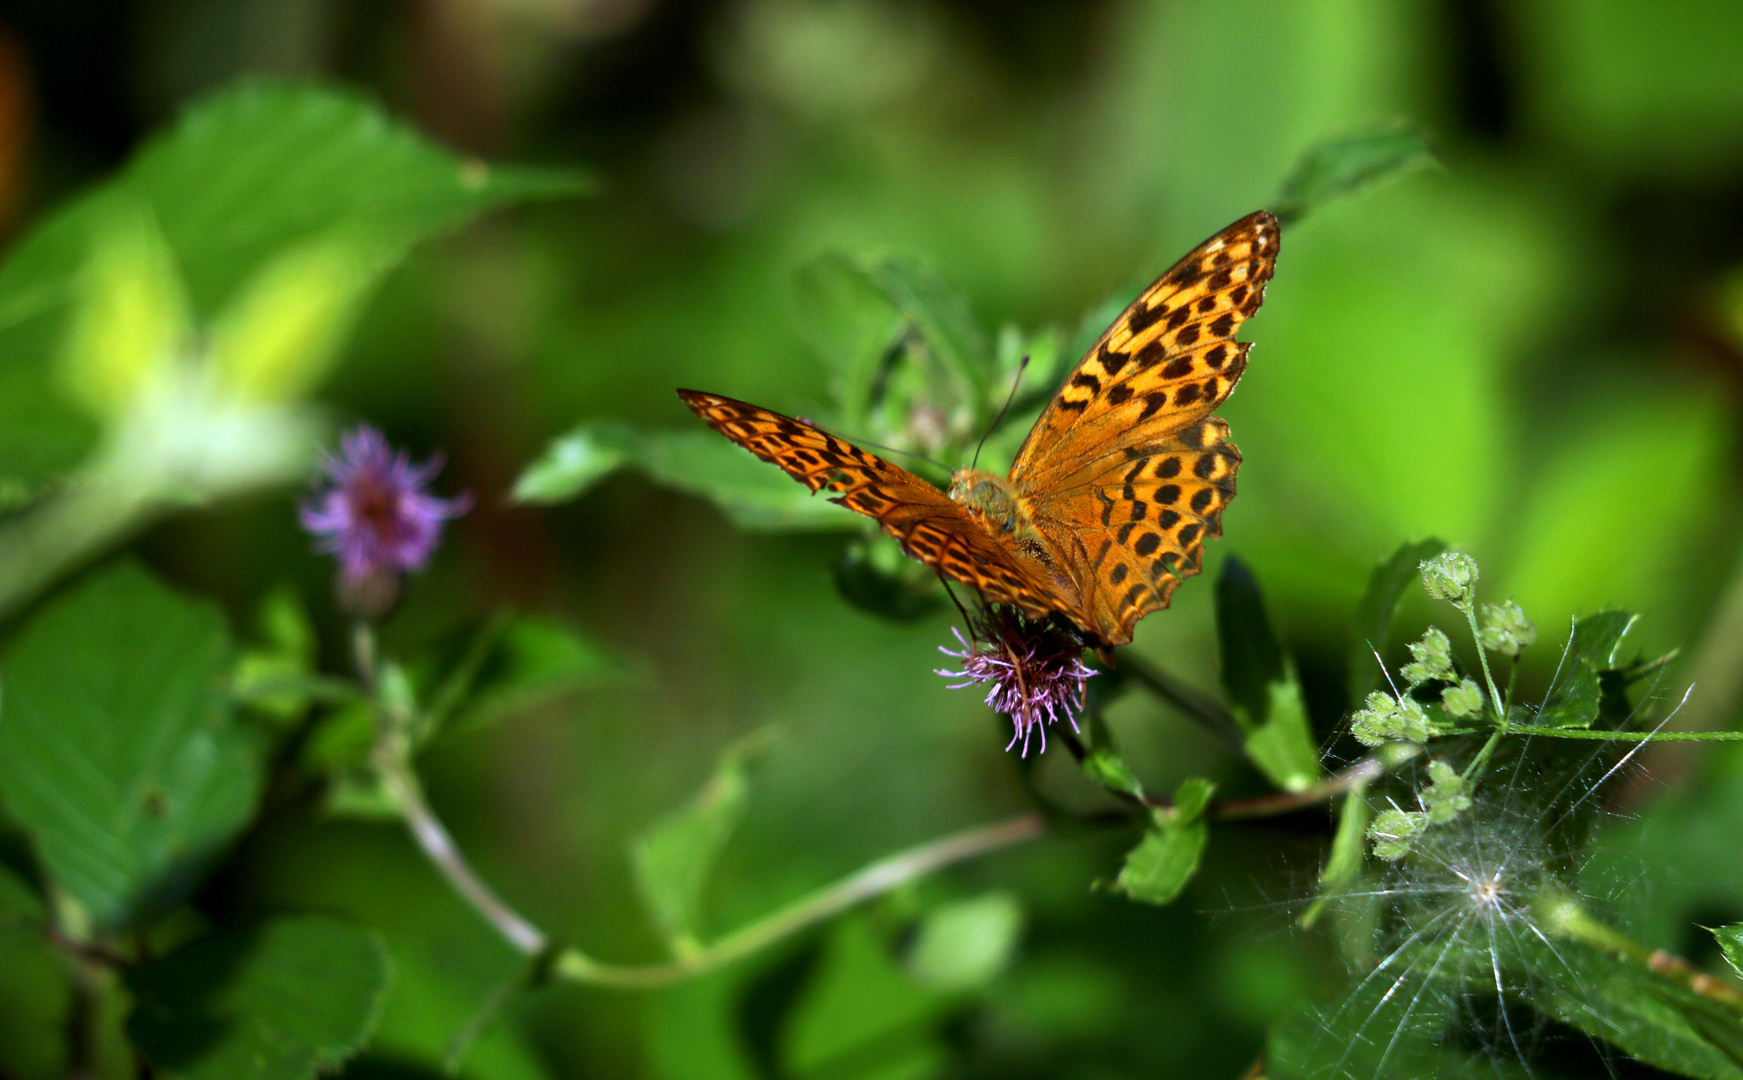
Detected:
[126,915,391,1080]
[1715,924,1743,981]
[0,79,592,491]
[0,560,263,930]
[1537,611,1637,729]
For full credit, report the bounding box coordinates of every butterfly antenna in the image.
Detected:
[805,420,948,474]
[972,355,1030,471]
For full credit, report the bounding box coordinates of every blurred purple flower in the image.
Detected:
[301,426,471,612]
[937,606,1095,756]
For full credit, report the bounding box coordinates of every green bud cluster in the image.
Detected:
[1440,678,1484,719]
[1479,599,1536,658]
[1368,806,1428,860]
[1351,691,1436,747]
[1419,551,1479,605]
[1421,759,1473,823]
[1400,627,1455,685]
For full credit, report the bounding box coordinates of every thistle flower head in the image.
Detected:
[300,425,471,618]
[936,606,1095,756]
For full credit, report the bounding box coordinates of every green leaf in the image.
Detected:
[0,859,43,931]
[1537,610,1638,729]
[126,914,391,1080]
[513,418,857,531]
[1349,538,1447,702]
[1216,558,1319,791]
[630,730,774,953]
[905,892,1024,992]
[794,253,991,432]
[1716,924,1743,980]
[231,584,318,724]
[831,535,945,622]
[0,560,263,931]
[1079,708,1146,802]
[0,79,591,489]
[1112,778,1215,906]
[1518,934,1743,1080]
[425,612,625,736]
[1271,122,1437,225]
[1299,788,1373,929]
[783,916,949,1080]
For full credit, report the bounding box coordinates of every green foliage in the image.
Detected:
[515,419,854,530]
[781,917,951,1080]
[0,79,589,494]
[1271,123,1436,225]
[631,731,771,953]
[125,915,391,1080]
[0,560,262,931]
[1536,611,1637,729]
[904,892,1024,992]
[1350,539,1448,701]
[1215,557,1320,791]
[1717,925,1743,980]
[1112,778,1214,905]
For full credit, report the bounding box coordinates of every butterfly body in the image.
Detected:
[679,210,1278,647]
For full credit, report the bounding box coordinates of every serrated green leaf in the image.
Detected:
[1112,778,1215,906]
[631,731,773,952]
[1716,925,1743,980]
[0,79,591,490]
[0,560,263,931]
[126,914,391,1080]
[905,892,1024,992]
[1349,538,1448,702]
[515,418,857,531]
[1216,558,1319,791]
[1537,611,1638,729]
[1271,122,1436,225]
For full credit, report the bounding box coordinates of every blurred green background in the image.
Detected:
[3,0,1743,1076]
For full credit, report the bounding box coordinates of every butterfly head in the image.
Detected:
[948,469,1031,538]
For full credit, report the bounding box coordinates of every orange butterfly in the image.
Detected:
[679,211,1278,647]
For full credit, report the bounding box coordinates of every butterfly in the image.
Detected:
[679,210,1277,647]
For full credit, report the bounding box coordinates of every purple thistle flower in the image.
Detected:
[936,606,1096,756]
[301,425,471,617]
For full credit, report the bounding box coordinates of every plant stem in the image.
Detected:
[1201,754,1390,821]
[1537,892,1743,1014]
[358,621,549,957]
[549,813,1049,989]
[1113,652,1242,746]
[1444,725,1743,742]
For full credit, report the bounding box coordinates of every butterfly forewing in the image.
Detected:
[1009,211,1276,645]
[676,390,1071,621]
[1011,211,1276,485]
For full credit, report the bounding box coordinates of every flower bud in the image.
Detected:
[1479,600,1536,658]
[1421,759,1473,823]
[1351,691,1435,747]
[1440,678,1484,720]
[1400,627,1455,686]
[1369,807,1429,860]
[1420,551,1479,605]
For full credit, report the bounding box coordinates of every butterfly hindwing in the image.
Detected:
[1035,418,1240,644]
[676,390,1068,620]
